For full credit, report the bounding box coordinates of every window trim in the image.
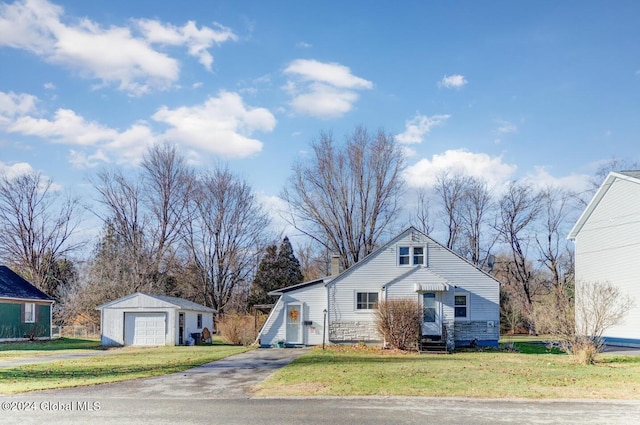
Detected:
[355,291,379,311]
[398,245,425,266]
[454,293,469,320]
[197,313,203,329]
[24,302,35,323]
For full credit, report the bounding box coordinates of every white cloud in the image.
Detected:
[495,119,517,135]
[438,74,468,89]
[404,149,517,189]
[0,0,235,95]
[283,59,372,118]
[0,91,38,123]
[396,113,450,144]
[68,149,109,169]
[8,108,118,145]
[152,91,276,158]
[523,166,590,193]
[296,41,312,49]
[136,19,237,71]
[43,82,56,90]
[0,160,36,178]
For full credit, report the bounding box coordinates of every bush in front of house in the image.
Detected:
[375,298,422,351]
[217,313,256,346]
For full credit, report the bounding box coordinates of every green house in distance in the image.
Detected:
[0,266,54,342]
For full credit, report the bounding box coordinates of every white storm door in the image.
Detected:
[421,292,442,336]
[285,303,303,344]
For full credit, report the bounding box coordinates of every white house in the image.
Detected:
[258,227,501,350]
[97,293,216,347]
[568,170,640,348]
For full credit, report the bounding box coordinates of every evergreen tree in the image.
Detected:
[276,236,304,287]
[249,237,304,306]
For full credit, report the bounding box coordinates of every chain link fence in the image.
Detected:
[52,325,100,339]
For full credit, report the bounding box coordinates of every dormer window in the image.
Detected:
[399,246,425,266]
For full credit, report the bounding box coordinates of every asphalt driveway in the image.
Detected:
[31,347,309,399]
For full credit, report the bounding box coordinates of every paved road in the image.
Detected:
[1,347,640,424]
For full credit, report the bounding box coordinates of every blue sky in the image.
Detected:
[1,0,639,239]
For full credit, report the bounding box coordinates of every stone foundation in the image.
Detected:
[454,320,499,346]
[329,320,380,342]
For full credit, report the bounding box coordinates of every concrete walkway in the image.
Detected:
[32,347,309,399]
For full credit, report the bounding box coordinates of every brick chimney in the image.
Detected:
[331,254,341,276]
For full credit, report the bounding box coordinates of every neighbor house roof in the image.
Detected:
[0,266,54,302]
[96,292,216,313]
[568,171,640,240]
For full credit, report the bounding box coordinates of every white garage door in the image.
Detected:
[124,312,166,346]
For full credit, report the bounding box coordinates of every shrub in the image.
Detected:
[217,313,256,346]
[375,298,422,351]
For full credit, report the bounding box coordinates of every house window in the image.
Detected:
[413,247,424,265]
[24,303,35,323]
[356,292,378,310]
[399,247,410,265]
[197,314,203,329]
[399,246,425,266]
[454,294,468,318]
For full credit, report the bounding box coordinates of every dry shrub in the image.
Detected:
[375,298,422,351]
[217,313,255,346]
[533,281,634,365]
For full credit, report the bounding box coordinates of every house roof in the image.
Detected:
[96,292,217,313]
[270,226,501,295]
[568,171,640,240]
[268,278,326,296]
[0,266,54,302]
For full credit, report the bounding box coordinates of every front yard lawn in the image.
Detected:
[0,340,251,394]
[252,343,640,399]
[0,338,103,360]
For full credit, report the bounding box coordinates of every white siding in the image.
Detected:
[101,307,175,346]
[574,178,640,342]
[427,243,500,323]
[328,231,500,331]
[258,282,327,346]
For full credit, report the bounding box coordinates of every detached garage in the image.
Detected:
[97,293,216,347]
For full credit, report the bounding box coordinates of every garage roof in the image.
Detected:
[96,292,216,313]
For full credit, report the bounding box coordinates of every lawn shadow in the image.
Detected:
[0,338,103,352]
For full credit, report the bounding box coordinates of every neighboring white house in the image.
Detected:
[568,170,640,348]
[258,227,501,350]
[97,293,216,347]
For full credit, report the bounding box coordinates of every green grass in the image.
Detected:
[0,338,103,360]
[0,340,252,394]
[253,344,640,399]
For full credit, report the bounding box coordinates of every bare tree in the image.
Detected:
[495,181,544,329]
[92,169,151,291]
[91,143,194,293]
[183,165,270,313]
[0,170,82,294]
[583,157,640,205]
[459,176,495,267]
[411,189,434,236]
[295,240,329,281]
[535,187,577,291]
[282,126,405,269]
[434,170,468,250]
[141,142,194,274]
[535,280,635,364]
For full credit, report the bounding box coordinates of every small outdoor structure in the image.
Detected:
[97,293,216,347]
[568,170,640,348]
[0,265,54,342]
[258,227,501,351]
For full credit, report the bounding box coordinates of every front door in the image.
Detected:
[285,303,303,344]
[422,292,442,336]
